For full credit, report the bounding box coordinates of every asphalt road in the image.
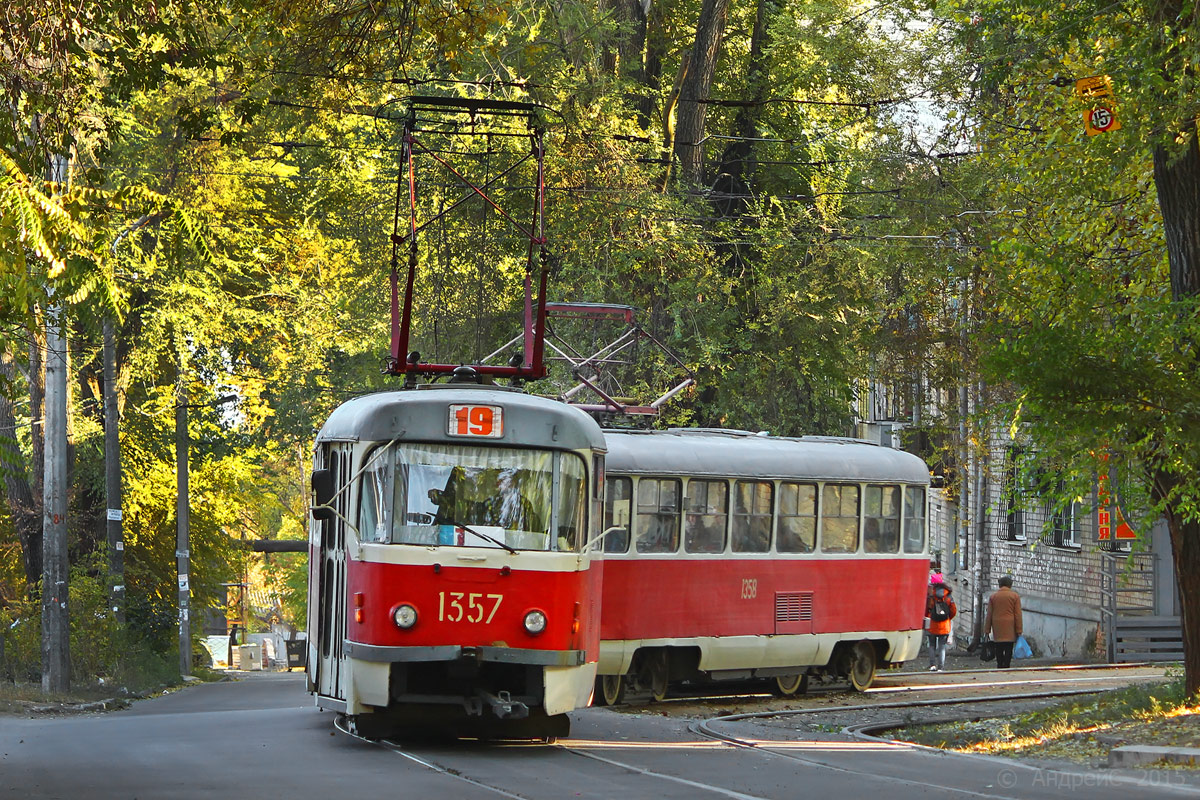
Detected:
[2,670,1198,799]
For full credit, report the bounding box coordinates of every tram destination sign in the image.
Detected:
[448,404,504,438]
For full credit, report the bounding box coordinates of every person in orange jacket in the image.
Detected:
[925,570,957,671]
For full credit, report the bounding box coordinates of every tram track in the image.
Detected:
[332,665,1174,800]
[683,666,1192,799]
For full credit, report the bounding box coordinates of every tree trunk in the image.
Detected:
[0,348,43,593]
[1153,135,1200,299]
[711,0,776,219]
[639,2,665,131]
[1151,127,1200,696]
[672,0,731,185]
[1154,469,1200,696]
[599,0,646,78]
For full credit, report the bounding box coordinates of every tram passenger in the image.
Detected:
[429,467,465,525]
[983,575,1022,669]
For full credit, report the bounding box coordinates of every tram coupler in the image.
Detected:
[465,689,529,720]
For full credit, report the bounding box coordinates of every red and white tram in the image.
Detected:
[593,428,930,703]
[306,377,607,738]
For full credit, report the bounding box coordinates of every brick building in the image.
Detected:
[925,427,1181,661]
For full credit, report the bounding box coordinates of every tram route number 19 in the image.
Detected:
[438,591,503,624]
[448,404,504,438]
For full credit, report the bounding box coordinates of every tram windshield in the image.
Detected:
[358,443,587,552]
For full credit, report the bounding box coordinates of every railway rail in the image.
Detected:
[333,663,1178,800]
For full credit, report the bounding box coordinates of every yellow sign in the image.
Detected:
[1074,76,1120,135]
[1085,105,1121,135]
[1075,75,1114,99]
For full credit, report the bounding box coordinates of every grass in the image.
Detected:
[0,681,131,714]
[897,670,1200,764]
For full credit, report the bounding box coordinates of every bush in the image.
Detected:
[0,556,178,693]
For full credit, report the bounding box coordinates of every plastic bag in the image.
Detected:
[979,638,996,662]
[1013,634,1032,659]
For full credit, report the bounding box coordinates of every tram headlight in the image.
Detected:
[393,604,418,630]
[523,609,547,635]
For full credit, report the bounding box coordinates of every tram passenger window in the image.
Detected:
[778,482,817,553]
[903,487,927,553]
[821,484,860,553]
[732,480,773,553]
[685,480,728,553]
[864,485,901,554]
[604,477,632,553]
[636,478,680,554]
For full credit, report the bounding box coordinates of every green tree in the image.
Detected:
[936,0,1200,692]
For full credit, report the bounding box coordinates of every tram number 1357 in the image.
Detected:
[438,591,504,624]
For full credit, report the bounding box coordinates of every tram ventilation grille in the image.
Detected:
[776,592,813,622]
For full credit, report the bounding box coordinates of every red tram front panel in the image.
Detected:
[599,556,927,641]
[346,559,602,658]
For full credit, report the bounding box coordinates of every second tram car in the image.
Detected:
[306,378,607,738]
[593,428,930,702]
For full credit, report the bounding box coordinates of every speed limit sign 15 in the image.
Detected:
[1085,105,1121,136]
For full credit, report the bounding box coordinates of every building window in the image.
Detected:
[603,476,632,553]
[684,479,728,553]
[903,486,926,554]
[821,484,860,553]
[636,478,680,553]
[778,482,817,553]
[1050,500,1080,548]
[732,480,773,552]
[1004,446,1034,541]
[864,485,901,553]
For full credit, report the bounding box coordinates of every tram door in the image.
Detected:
[312,442,352,702]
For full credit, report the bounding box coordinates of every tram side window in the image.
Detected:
[863,485,901,553]
[732,480,773,553]
[778,482,817,553]
[903,486,927,553]
[357,449,393,543]
[821,484,860,553]
[603,477,632,553]
[636,478,681,554]
[684,480,728,553]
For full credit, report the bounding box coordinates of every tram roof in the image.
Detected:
[317,385,606,452]
[603,429,930,484]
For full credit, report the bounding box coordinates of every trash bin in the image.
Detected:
[238,643,262,671]
[285,640,307,671]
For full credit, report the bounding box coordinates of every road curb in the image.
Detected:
[1110,745,1200,767]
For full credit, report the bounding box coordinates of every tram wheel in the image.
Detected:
[848,640,877,692]
[772,673,809,696]
[647,651,669,702]
[599,674,627,706]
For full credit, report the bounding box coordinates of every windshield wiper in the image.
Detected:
[445,521,518,554]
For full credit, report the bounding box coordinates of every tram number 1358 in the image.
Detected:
[741,578,758,600]
[438,591,504,624]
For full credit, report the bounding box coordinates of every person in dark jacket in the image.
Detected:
[983,575,1023,668]
[925,573,957,671]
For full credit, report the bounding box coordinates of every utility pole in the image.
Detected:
[42,303,70,692]
[103,320,124,623]
[41,152,70,693]
[176,375,191,677]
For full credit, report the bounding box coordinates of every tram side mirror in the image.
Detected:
[311,469,335,522]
